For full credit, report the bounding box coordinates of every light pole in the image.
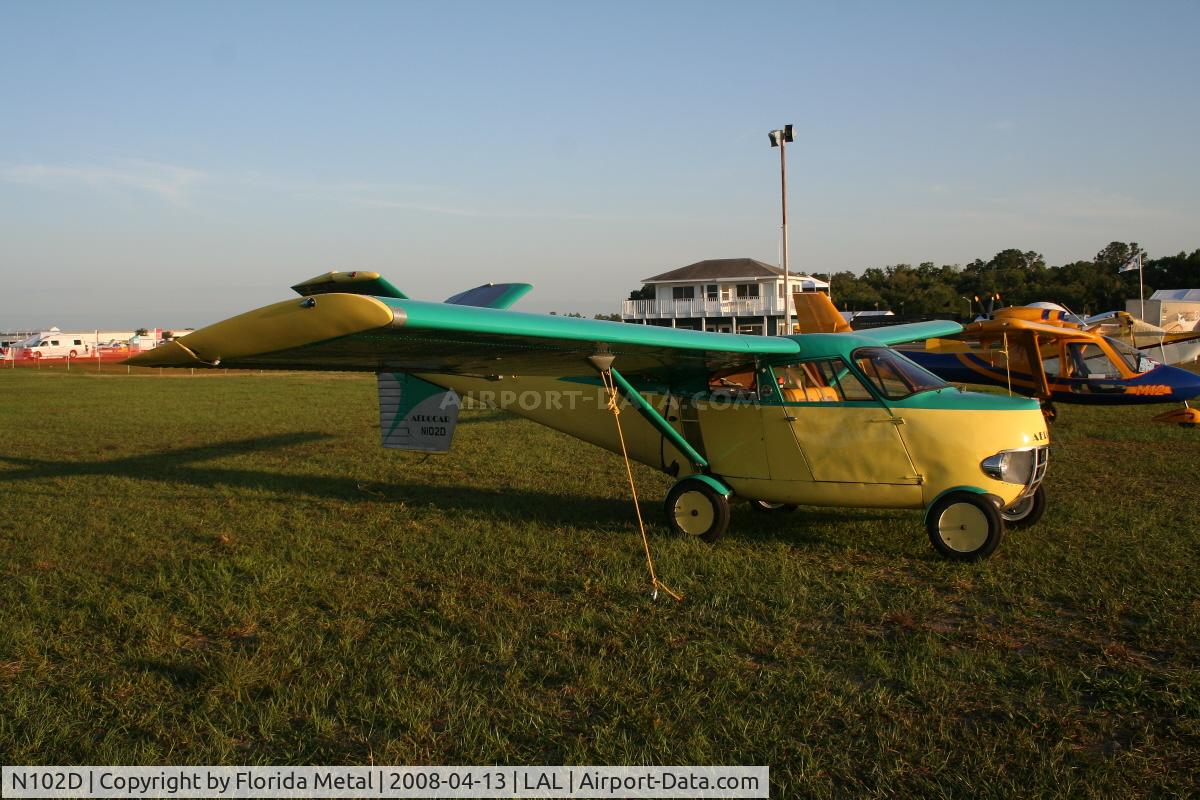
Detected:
[769,124,794,335]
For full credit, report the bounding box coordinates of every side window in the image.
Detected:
[707,367,760,402]
[1069,343,1118,378]
[705,284,719,300]
[51,340,59,346]
[74,339,82,346]
[774,359,874,403]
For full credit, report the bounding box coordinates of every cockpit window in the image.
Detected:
[853,347,948,399]
[774,358,874,402]
[1103,336,1150,374]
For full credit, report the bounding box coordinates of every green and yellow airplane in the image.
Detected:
[129,271,1050,561]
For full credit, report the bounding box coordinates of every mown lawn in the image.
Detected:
[1,368,1198,797]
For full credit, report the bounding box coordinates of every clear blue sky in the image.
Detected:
[2,0,1197,328]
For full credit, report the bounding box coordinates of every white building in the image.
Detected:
[621,258,829,335]
[1128,289,1200,332]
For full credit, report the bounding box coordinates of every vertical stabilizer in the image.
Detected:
[792,292,852,334]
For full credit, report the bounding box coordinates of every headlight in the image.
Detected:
[981,449,1036,485]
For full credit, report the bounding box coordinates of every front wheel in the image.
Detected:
[1001,485,1046,528]
[751,499,798,513]
[665,479,730,543]
[926,491,1004,561]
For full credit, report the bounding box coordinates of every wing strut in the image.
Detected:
[590,356,683,602]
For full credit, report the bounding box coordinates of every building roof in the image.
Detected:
[643,258,786,283]
[1150,289,1200,302]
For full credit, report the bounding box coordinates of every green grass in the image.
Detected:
[1,368,1199,797]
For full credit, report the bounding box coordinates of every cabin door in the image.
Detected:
[768,359,921,485]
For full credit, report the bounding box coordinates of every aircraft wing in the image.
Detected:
[964,317,1085,338]
[126,292,801,379]
[853,320,964,347]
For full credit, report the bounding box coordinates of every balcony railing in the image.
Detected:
[621,297,797,319]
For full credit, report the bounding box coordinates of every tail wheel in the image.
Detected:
[751,500,798,513]
[926,491,1004,561]
[665,478,730,543]
[1001,485,1046,528]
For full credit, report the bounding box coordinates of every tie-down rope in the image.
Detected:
[598,369,682,602]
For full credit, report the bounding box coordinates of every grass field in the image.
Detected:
[1,367,1198,797]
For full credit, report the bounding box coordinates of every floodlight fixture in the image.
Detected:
[768,124,795,148]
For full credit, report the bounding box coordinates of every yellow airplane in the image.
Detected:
[1081,310,1200,367]
[129,271,1052,561]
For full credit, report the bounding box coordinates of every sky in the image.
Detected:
[2,0,1198,329]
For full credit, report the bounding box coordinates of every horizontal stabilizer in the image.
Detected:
[378,373,459,453]
[444,282,533,309]
[292,271,407,299]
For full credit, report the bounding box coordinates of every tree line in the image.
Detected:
[827,242,1199,319]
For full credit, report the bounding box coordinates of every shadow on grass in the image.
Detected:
[0,432,913,547]
[0,432,642,529]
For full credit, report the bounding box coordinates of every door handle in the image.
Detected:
[871,417,905,425]
[784,415,797,422]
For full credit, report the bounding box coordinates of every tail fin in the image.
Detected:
[791,292,852,334]
[444,283,533,309]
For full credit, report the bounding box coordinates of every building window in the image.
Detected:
[672,286,695,300]
[720,286,732,301]
[736,284,759,299]
[706,284,719,300]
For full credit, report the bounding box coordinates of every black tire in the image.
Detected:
[1001,485,1046,528]
[69,350,78,358]
[751,500,798,513]
[926,491,1004,561]
[664,479,731,543]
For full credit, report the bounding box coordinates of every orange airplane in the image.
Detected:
[793,293,1200,426]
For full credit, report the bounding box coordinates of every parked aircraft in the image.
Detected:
[793,293,1200,427]
[128,271,1052,561]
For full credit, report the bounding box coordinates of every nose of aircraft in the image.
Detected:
[1148,365,1200,401]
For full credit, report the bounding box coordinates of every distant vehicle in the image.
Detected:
[11,332,91,360]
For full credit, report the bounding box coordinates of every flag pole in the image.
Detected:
[1138,252,1145,321]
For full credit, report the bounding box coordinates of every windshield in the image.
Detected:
[1104,336,1155,374]
[853,347,948,399]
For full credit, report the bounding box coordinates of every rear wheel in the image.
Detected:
[665,479,730,543]
[68,350,78,358]
[1001,485,1046,528]
[926,491,1004,561]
